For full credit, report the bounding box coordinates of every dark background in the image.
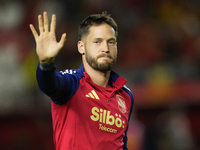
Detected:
[0,0,200,149]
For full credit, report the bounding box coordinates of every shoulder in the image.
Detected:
[122,85,134,114]
[122,85,134,101]
[51,69,85,105]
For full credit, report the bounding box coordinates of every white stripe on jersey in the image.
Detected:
[123,85,131,92]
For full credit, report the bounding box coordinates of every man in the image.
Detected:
[30,11,134,150]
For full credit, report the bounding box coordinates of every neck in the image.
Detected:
[83,60,111,87]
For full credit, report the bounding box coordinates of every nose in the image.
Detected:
[102,42,109,53]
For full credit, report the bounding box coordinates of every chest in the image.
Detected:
[71,79,131,133]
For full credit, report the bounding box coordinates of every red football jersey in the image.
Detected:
[37,63,134,150]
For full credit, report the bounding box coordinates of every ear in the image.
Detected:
[77,41,85,55]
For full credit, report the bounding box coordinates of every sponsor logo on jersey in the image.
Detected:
[86,90,100,100]
[90,107,125,134]
[116,95,126,113]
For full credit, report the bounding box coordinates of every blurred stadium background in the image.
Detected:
[0,0,200,149]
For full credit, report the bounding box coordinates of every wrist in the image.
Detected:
[39,57,54,65]
[39,61,54,70]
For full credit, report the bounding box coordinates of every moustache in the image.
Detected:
[97,54,112,59]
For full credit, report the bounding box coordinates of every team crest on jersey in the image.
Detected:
[116,95,126,113]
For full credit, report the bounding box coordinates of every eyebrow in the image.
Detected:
[93,37,116,41]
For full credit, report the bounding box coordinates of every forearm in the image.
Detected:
[36,62,58,95]
[36,62,74,104]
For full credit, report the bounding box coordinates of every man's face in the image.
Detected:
[84,23,117,72]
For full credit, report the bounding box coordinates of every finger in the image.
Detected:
[43,11,49,32]
[58,33,67,48]
[38,14,44,34]
[50,14,56,33]
[29,24,39,40]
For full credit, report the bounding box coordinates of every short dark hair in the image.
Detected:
[78,11,118,41]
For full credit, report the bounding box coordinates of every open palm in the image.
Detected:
[30,12,66,65]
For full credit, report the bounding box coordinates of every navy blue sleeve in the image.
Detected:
[122,86,134,150]
[36,63,80,105]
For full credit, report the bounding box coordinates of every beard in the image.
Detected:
[85,48,117,72]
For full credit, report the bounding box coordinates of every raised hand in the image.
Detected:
[29,12,66,65]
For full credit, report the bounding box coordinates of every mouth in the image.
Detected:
[98,56,112,62]
[98,54,112,59]
[100,56,110,59]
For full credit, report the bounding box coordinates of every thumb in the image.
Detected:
[58,33,67,48]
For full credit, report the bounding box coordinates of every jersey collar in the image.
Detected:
[76,63,127,89]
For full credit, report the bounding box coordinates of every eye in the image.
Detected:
[108,41,116,45]
[94,41,100,44]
